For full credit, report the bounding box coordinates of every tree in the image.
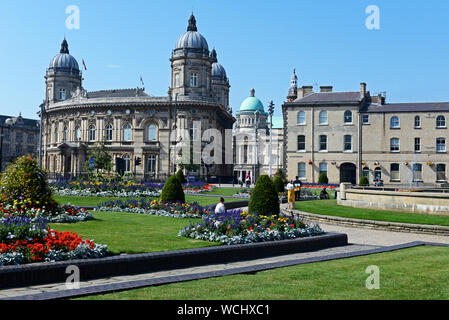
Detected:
[272,175,285,194]
[84,139,113,177]
[161,175,185,203]
[318,173,329,184]
[274,168,287,185]
[248,175,280,216]
[176,169,187,184]
[359,176,369,186]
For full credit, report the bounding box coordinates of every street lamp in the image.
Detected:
[253,110,260,185]
[267,101,275,177]
[0,118,14,172]
[173,93,178,175]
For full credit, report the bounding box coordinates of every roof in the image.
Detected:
[0,115,39,128]
[240,96,264,113]
[362,102,449,113]
[292,91,362,104]
[87,89,150,99]
[271,116,284,129]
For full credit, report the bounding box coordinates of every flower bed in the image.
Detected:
[0,216,109,266]
[97,199,212,219]
[183,183,216,194]
[179,210,324,245]
[232,188,252,199]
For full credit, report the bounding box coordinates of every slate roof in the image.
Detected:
[0,115,39,128]
[362,102,449,113]
[87,89,150,99]
[292,91,362,104]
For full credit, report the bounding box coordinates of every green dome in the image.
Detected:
[239,89,264,113]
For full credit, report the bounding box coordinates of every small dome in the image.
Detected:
[212,62,227,80]
[48,39,79,71]
[240,89,264,113]
[174,14,209,51]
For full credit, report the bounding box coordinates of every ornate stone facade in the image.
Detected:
[41,15,234,181]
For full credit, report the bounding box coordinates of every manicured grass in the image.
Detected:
[206,187,248,196]
[50,211,218,255]
[77,246,449,300]
[295,200,449,226]
[54,195,245,207]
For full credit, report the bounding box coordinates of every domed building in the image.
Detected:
[233,89,284,184]
[41,14,235,181]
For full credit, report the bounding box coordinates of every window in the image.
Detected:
[319,135,327,151]
[190,122,199,141]
[27,135,34,143]
[437,138,446,153]
[16,132,23,143]
[319,163,328,176]
[75,127,81,141]
[414,138,421,153]
[124,124,132,141]
[390,138,400,152]
[105,124,113,141]
[54,130,58,143]
[374,167,382,181]
[414,116,421,128]
[63,126,68,142]
[174,73,180,87]
[362,114,369,124]
[297,111,306,125]
[437,164,447,182]
[319,111,328,125]
[298,163,306,180]
[344,110,353,124]
[362,167,370,180]
[344,135,352,152]
[391,164,400,181]
[412,163,423,182]
[297,135,305,151]
[190,73,198,87]
[89,125,96,141]
[123,154,131,173]
[390,116,400,129]
[437,116,446,128]
[148,124,157,141]
[148,155,156,173]
[59,88,66,100]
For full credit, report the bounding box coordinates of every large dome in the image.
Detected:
[212,62,227,80]
[240,89,264,113]
[174,14,209,51]
[48,39,79,71]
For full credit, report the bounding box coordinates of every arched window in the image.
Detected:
[414,116,421,128]
[148,124,157,141]
[319,111,328,125]
[437,115,446,128]
[374,167,382,181]
[105,124,113,141]
[54,128,59,143]
[89,125,96,141]
[344,110,353,124]
[123,154,131,172]
[297,111,306,125]
[59,88,66,100]
[123,124,132,141]
[190,73,198,87]
[319,162,328,176]
[390,116,400,128]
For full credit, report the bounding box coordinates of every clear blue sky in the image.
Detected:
[1,0,448,120]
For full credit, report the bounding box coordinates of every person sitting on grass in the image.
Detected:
[320,188,330,200]
[215,197,226,214]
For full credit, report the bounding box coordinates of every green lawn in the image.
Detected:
[54,195,245,207]
[77,246,449,300]
[296,200,449,227]
[206,187,248,196]
[50,211,217,255]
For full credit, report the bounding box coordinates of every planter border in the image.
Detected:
[0,232,347,290]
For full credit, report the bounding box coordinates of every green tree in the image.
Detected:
[176,169,187,184]
[248,175,280,216]
[359,176,369,186]
[274,168,287,185]
[272,175,285,194]
[318,173,329,184]
[161,175,185,203]
[84,139,113,178]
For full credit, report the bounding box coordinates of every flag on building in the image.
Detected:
[82,59,87,71]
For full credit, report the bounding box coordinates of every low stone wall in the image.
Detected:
[338,187,449,215]
[0,233,347,290]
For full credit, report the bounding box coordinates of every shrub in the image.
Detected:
[248,175,280,216]
[175,169,187,184]
[272,175,285,194]
[318,173,329,184]
[359,176,369,186]
[274,169,287,185]
[0,156,57,211]
[160,175,185,203]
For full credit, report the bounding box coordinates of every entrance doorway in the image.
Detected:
[340,163,357,185]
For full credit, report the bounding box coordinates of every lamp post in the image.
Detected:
[253,110,260,185]
[267,101,275,177]
[0,118,14,172]
[173,93,178,175]
[38,102,45,168]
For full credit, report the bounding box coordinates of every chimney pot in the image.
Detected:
[360,82,367,98]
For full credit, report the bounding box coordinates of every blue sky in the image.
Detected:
[0,0,448,119]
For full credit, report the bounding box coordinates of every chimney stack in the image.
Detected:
[302,86,313,96]
[320,86,333,93]
[360,82,367,98]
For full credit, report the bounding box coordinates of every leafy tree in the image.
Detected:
[248,175,280,216]
[84,139,113,178]
[161,175,185,203]
[272,175,285,194]
[359,176,370,186]
[274,168,287,185]
[176,169,187,184]
[318,173,329,184]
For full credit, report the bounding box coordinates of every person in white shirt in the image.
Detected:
[215,197,226,214]
[286,181,295,209]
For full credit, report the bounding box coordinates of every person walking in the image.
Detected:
[215,197,226,214]
[245,173,251,188]
[286,180,295,210]
[293,176,302,202]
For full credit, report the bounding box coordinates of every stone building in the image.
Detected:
[233,89,284,184]
[40,14,235,181]
[282,70,449,186]
[0,114,40,171]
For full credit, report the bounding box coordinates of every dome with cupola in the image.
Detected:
[211,49,227,81]
[239,89,265,113]
[48,39,80,72]
[175,14,209,52]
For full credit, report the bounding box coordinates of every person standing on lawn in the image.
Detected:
[286,180,295,210]
[293,176,302,202]
[215,197,226,214]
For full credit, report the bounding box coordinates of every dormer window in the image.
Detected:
[59,88,66,100]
